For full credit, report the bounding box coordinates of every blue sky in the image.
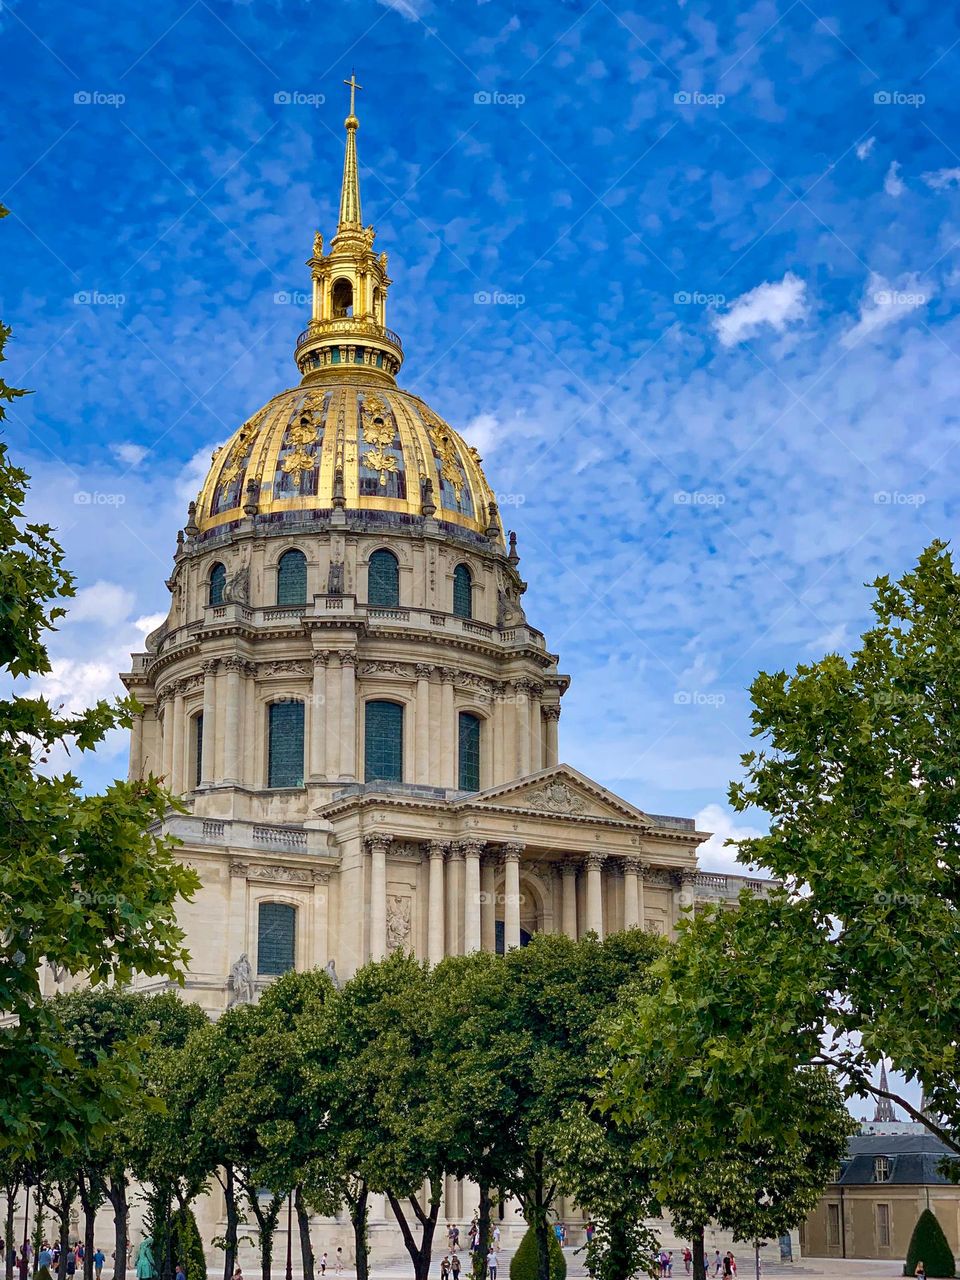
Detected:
[2,0,960,910]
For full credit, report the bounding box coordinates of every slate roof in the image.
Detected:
[835,1133,959,1186]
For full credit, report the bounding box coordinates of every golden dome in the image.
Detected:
[194,380,502,542]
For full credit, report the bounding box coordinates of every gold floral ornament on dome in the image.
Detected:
[360,393,398,486]
[281,408,320,482]
[421,407,465,501]
[220,405,269,485]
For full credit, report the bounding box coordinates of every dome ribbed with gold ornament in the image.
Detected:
[191,74,503,546]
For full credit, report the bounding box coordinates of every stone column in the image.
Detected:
[638,860,647,930]
[222,657,244,784]
[415,664,433,784]
[308,652,328,781]
[480,854,497,952]
[514,680,532,776]
[366,834,392,961]
[325,653,342,780]
[585,853,605,939]
[440,667,456,788]
[243,667,257,783]
[623,857,642,929]
[543,704,561,767]
[561,860,578,939]
[200,659,219,786]
[129,713,144,781]
[679,870,697,923]
[503,843,524,949]
[171,686,185,795]
[460,839,484,953]
[427,841,447,966]
[445,844,464,955]
[339,651,357,781]
[529,682,543,772]
[160,694,174,784]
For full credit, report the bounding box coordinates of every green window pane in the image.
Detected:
[258,902,296,975]
[458,711,481,791]
[268,701,304,788]
[194,712,204,788]
[368,549,399,606]
[453,564,472,618]
[209,562,226,605]
[277,549,307,605]
[365,700,403,783]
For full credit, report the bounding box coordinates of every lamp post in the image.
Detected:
[285,1191,293,1280]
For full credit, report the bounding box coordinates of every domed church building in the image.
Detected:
[121,83,757,1022]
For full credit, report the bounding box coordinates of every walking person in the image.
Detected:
[93,1249,106,1280]
[440,1255,451,1280]
[320,1254,327,1276]
[451,1251,461,1280]
[682,1247,692,1276]
[334,1249,344,1275]
[486,1249,498,1280]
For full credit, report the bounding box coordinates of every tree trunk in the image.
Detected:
[534,1222,551,1280]
[5,1185,19,1280]
[77,1178,96,1280]
[692,1225,707,1280]
[385,1181,442,1280]
[293,1188,314,1280]
[347,1184,368,1280]
[106,1175,129,1280]
[217,1166,239,1280]
[473,1184,492,1280]
[243,1185,281,1280]
[58,1190,71,1280]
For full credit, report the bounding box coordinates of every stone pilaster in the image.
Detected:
[502,842,524,949]
[560,858,579,939]
[458,839,485,954]
[426,840,447,966]
[585,852,605,938]
[339,651,357,781]
[366,833,393,960]
[623,856,642,930]
[308,652,328,781]
[543,703,561,767]
[200,659,219,786]
[222,657,245,784]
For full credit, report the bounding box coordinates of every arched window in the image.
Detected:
[453,563,473,619]
[458,711,481,791]
[258,902,296,976]
[276,548,307,606]
[209,562,226,606]
[193,712,204,788]
[332,277,353,317]
[368,549,399,607]
[495,922,533,955]
[268,700,305,788]
[365,700,403,783]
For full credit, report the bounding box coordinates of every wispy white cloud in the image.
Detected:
[922,167,960,190]
[884,160,905,197]
[856,136,875,160]
[713,272,807,347]
[841,272,932,348]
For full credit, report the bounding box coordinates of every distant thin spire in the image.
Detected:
[338,72,363,230]
[873,1062,896,1123]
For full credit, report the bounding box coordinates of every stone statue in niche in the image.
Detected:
[386,896,411,952]
[327,560,345,595]
[223,562,250,604]
[324,958,342,990]
[226,952,255,1007]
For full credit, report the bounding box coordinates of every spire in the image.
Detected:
[338,73,363,231]
[873,1062,896,1123]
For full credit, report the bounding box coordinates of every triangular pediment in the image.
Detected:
[457,764,652,826]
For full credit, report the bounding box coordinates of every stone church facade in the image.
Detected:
[112,84,767,1255]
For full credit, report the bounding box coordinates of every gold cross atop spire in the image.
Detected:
[344,72,363,120]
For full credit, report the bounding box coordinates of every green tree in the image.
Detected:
[0,210,198,1162]
[727,542,960,1151]
[608,903,856,1280]
[903,1208,955,1278]
[509,1228,565,1280]
[318,953,449,1280]
[52,990,207,1280]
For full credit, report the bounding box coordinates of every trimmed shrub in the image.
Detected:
[169,1207,207,1280]
[509,1227,566,1280]
[904,1208,955,1278]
